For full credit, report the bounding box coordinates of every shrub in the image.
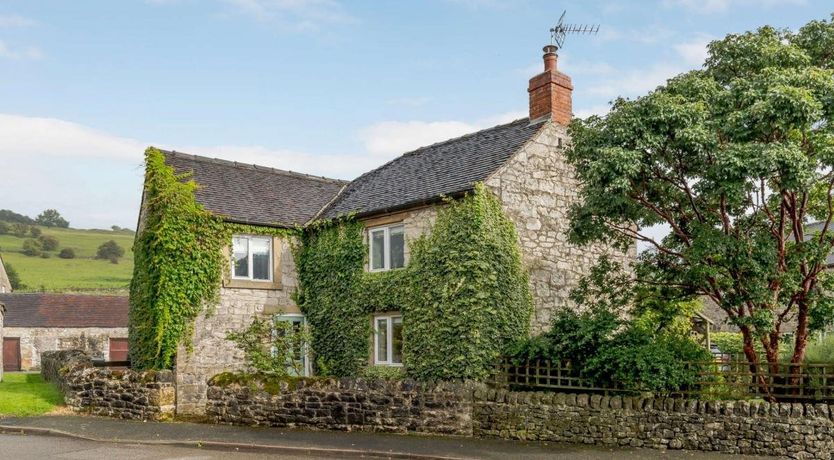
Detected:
[96,240,125,263]
[0,221,9,234]
[11,223,29,238]
[58,248,76,259]
[801,334,834,364]
[4,262,24,290]
[21,238,43,257]
[37,235,59,251]
[359,365,405,380]
[40,252,51,259]
[29,226,42,238]
[226,315,312,377]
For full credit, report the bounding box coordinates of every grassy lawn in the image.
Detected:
[0,373,64,417]
[0,226,134,292]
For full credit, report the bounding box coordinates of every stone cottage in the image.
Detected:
[0,293,129,371]
[139,45,634,414]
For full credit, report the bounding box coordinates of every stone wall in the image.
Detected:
[0,255,11,293]
[0,302,5,382]
[206,376,476,435]
[175,235,299,415]
[484,120,636,332]
[41,350,175,421]
[474,389,834,459]
[2,326,127,370]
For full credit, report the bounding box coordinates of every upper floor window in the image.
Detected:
[232,235,272,281]
[369,224,405,272]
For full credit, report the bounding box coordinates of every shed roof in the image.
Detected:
[0,293,129,328]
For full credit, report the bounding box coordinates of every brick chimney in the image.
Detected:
[528,44,573,125]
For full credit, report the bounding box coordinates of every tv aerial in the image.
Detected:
[550,10,599,50]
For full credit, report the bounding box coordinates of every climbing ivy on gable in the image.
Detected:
[130,147,297,370]
[294,183,532,380]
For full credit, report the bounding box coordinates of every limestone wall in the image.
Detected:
[0,256,11,293]
[474,389,834,459]
[485,121,635,332]
[41,350,175,421]
[2,326,127,370]
[175,236,299,415]
[206,376,476,435]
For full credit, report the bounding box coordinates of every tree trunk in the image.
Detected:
[740,325,773,401]
[788,304,810,391]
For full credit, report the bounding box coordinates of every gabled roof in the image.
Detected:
[161,150,347,228]
[0,293,128,328]
[320,118,542,219]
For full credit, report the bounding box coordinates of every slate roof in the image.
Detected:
[0,294,129,328]
[320,118,543,219]
[162,151,347,227]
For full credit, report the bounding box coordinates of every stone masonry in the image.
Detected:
[2,326,128,370]
[41,350,175,421]
[175,236,299,415]
[485,121,635,332]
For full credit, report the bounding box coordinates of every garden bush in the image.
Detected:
[21,238,43,257]
[37,235,59,252]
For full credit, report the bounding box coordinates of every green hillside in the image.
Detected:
[0,226,134,292]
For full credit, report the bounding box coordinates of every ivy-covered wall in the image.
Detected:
[295,184,533,380]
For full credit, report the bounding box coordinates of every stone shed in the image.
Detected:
[0,293,129,371]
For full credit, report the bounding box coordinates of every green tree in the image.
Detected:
[4,261,23,290]
[36,209,69,228]
[58,248,76,259]
[21,238,43,257]
[28,226,42,238]
[37,235,59,251]
[566,15,834,385]
[96,240,125,263]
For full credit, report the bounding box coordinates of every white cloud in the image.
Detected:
[0,40,42,60]
[674,34,713,67]
[0,14,36,28]
[359,110,525,157]
[582,63,683,99]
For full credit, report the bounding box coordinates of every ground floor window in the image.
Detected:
[374,313,403,366]
[273,314,311,376]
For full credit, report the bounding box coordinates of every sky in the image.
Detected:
[0,0,831,230]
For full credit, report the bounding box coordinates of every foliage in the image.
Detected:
[36,209,69,228]
[508,257,710,392]
[129,147,229,370]
[58,248,76,259]
[802,333,834,364]
[227,314,312,377]
[0,222,8,235]
[0,210,35,225]
[359,365,405,380]
[295,184,531,380]
[96,240,125,263]
[405,184,533,380]
[21,238,43,257]
[29,227,42,238]
[3,261,24,290]
[566,15,834,368]
[11,223,29,238]
[0,373,64,416]
[38,235,59,252]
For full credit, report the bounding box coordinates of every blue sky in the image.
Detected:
[1,0,831,229]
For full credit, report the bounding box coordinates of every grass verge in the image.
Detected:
[0,373,64,417]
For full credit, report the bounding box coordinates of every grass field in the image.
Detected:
[0,226,134,292]
[0,373,64,416]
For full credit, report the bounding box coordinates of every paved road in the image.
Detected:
[0,431,774,460]
[0,433,331,460]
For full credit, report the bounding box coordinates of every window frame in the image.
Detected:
[272,313,311,377]
[231,234,273,282]
[373,313,403,366]
[368,224,405,272]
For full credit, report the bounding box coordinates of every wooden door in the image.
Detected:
[109,338,129,362]
[3,338,20,372]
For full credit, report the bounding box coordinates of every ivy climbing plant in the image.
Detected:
[295,183,532,380]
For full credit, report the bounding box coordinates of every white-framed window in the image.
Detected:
[272,314,311,377]
[368,224,405,272]
[374,313,403,366]
[232,235,272,281]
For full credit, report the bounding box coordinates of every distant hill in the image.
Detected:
[0,225,134,293]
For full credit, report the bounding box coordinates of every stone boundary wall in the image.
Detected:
[41,350,175,421]
[474,389,834,459]
[206,377,476,436]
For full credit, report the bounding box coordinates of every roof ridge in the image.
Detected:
[160,149,348,185]
[319,117,531,218]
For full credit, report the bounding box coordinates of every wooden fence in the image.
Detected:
[492,355,834,402]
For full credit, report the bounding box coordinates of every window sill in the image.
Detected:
[223,278,283,290]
